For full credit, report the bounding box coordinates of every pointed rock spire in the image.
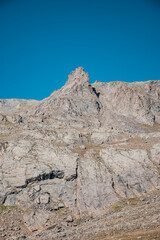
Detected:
[66,67,89,86]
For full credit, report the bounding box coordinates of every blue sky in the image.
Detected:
[0,0,160,100]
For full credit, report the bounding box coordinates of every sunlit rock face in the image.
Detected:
[0,67,160,221]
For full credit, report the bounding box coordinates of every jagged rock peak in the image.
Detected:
[66,67,89,85]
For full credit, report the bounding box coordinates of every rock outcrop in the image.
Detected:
[0,67,160,233]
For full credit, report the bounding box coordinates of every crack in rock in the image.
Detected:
[25,170,64,186]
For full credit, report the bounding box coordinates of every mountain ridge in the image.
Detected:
[0,67,160,239]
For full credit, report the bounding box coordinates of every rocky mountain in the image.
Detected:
[0,67,160,239]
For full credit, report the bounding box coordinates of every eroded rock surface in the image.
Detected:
[0,67,160,237]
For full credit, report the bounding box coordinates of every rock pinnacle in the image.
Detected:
[66,67,90,86]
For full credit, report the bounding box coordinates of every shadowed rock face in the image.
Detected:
[0,67,160,222]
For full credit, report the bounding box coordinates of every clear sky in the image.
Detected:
[0,0,160,100]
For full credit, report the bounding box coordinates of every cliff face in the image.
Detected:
[0,67,160,231]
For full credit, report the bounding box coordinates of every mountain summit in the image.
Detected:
[66,67,89,85]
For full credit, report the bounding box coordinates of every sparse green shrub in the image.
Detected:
[76,218,82,225]
[0,203,18,213]
[112,200,125,212]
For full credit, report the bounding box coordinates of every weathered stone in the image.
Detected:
[23,210,49,231]
[58,202,65,208]
[0,67,160,223]
[66,215,73,222]
[53,206,59,211]
[39,193,50,204]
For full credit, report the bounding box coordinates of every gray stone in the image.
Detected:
[53,206,59,211]
[39,193,50,204]
[0,67,160,224]
[66,215,73,222]
[23,210,49,231]
[58,203,65,208]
